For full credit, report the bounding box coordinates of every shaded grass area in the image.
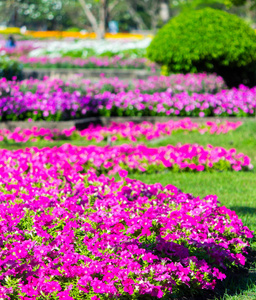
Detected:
[0,120,256,299]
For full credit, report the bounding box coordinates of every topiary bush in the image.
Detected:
[147,8,256,87]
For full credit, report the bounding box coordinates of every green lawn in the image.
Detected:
[1,119,256,299]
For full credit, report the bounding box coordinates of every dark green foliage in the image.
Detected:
[0,57,23,80]
[147,8,256,87]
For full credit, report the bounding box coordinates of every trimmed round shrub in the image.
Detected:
[147,8,256,87]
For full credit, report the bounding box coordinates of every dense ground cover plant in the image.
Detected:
[0,150,253,299]
[0,119,242,144]
[0,143,251,174]
[0,77,255,121]
[18,55,157,70]
[147,8,256,87]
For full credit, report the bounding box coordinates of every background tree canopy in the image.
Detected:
[0,0,255,32]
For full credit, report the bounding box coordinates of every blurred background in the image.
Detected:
[0,0,255,38]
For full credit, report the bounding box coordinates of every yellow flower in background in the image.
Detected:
[0,27,153,40]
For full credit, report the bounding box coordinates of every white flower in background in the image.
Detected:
[28,38,152,57]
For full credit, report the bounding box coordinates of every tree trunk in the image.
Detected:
[98,0,108,39]
[126,4,147,30]
[146,1,160,33]
[151,15,158,33]
[78,0,101,37]
[245,0,253,23]
[159,0,170,23]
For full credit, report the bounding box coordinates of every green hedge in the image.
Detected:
[0,57,23,80]
[147,8,256,87]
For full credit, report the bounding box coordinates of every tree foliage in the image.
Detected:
[0,0,173,32]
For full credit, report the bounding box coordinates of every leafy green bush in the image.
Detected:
[147,8,256,87]
[0,57,23,80]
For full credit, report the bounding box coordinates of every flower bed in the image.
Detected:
[82,73,226,95]
[1,143,251,173]
[24,38,152,58]
[0,38,152,58]
[13,73,226,95]
[0,77,255,121]
[91,87,256,118]
[0,40,39,57]
[0,153,253,299]
[19,55,157,70]
[0,44,35,57]
[0,119,242,144]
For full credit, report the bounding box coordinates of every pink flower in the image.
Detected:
[236,253,246,265]
[151,286,164,298]
[118,169,128,178]
[123,278,135,295]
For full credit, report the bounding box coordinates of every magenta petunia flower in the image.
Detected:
[118,169,128,178]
